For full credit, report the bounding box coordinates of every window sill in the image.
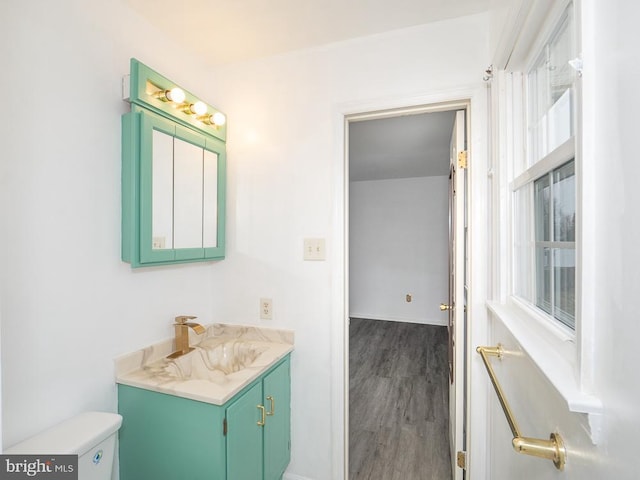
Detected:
[487,300,603,444]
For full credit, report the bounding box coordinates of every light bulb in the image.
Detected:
[190,101,207,116]
[166,87,185,104]
[211,112,226,127]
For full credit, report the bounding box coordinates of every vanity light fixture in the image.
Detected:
[211,112,226,127]
[129,59,227,138]
[188,101,208,116]
[160,87,186,104]
[198,112,227,127]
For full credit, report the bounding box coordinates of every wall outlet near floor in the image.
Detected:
[260,298,273,320]
[406,293,412,303]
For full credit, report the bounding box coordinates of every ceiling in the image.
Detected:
[349,111,456,182]
[124,1,477,181]
[123,0,490,66]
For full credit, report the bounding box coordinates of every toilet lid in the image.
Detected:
[5,412,122,456]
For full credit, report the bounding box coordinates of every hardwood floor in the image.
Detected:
[349,318,452,480]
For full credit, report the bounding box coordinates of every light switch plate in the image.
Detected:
[303,238,326,261]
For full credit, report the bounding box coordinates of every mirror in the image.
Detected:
[203,149,219,248]
[151,129,174,250]
[151,131,219,251]
[173,136,205,249]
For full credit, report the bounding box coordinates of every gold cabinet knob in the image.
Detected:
[440,303,453,311]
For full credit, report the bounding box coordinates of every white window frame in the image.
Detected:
[511,0,579,343]
[511,143,577,337]
[488,0,602,441]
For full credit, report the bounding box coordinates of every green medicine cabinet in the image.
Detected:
[122,59,227,267]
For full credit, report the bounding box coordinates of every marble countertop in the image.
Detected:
[115,323,294,405]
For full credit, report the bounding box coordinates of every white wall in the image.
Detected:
[207,14,489,479]
[485,0,640,478]
[0,2,490,479]
[349,176,448,325]
[0,0,223,448]
[486,317,602,478]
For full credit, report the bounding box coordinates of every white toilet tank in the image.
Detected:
[4,411,122,480]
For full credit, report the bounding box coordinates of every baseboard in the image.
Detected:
[349,312,447,327]
[283,473,315,480]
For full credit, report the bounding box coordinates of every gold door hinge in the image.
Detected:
[457,451,467,469]
[223,418,227,436]
[458,150,468,169]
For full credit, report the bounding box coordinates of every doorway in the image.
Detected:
[346,102,469,480]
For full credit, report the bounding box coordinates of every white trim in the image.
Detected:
[451,108,467,480]
[332,85,490,480]
[576,0,595,395]
[511,295,574,343]
[284,473,315,480]
[510,137,575,190]
[506,0,574,71]
[521,0,575,73]
[533,241,575,249]
[330,108,348,480]
[491,0,536,69]
[465,86,490,480]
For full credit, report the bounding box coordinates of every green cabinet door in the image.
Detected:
[263,360,291,480]
[122,106,226,268]
[118,385,226,480]
[226,381,264,480]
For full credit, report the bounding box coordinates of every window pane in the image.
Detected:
[527,54,547,164]
[530,160,576,330]
[527,5,575,164]
[553,248,576,329]
[536,247,552,314]
[549,13,573,106]
[514,187,533,300]
[553,161,575,241]
[534,174,550,241]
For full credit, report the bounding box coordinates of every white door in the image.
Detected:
[445,109,466,480]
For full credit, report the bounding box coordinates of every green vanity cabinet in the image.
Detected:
[117,355,291,480]
[226,382,263,479]
[227,358,291,480]
[262,360,292,480]
[117,383,226,480]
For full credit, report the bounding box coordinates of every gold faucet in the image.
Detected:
[167,315,206,359]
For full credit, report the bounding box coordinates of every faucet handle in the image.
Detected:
[175,315,197,324]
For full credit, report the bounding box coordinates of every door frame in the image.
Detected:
[332,87,490,480]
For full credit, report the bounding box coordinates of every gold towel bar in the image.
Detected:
[476,345,566,470]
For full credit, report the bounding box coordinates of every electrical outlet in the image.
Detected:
[303,238,326,261]
[260,298,273,320]
[152,236,166,249]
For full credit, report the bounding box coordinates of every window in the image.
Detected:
[489,0,602,427]
[534,160,576,329]
[527,7,575,165]
[513,3,578,331]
